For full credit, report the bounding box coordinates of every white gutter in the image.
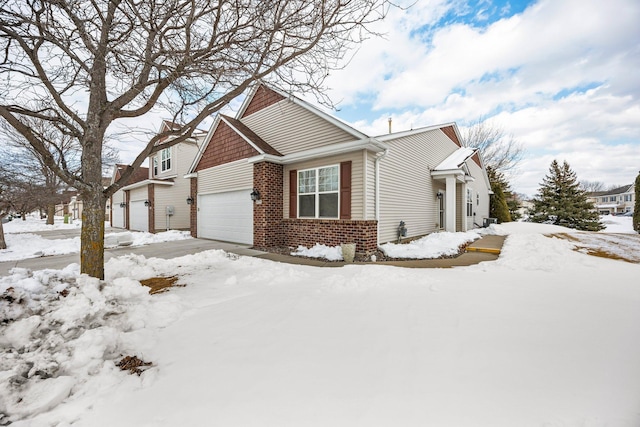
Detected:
[247,138,388,165]
[121,179,174,191]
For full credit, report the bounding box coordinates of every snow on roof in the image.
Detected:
[433,147,476,171]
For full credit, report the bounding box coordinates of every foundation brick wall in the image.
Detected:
[147,184,155,234]
[190,177,197,237]
[281,219,378,254]
[253,162,284,248]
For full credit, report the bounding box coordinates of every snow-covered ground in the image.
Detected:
[1,216,191,262]
[1,218,639,426]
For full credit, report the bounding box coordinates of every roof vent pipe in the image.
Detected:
[388,117,392,134]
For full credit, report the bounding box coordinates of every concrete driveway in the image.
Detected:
[0,229,265,277]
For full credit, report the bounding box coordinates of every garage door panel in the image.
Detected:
[112,205,125,228]
[198,190,253,244]
[130,201,148,232]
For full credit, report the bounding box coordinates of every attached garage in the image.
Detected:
[198,190,253,244]
[111,204,125,228]
[129,200,149,232]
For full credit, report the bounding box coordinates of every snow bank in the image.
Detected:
[380,230,480,258]
[291,244,344,261]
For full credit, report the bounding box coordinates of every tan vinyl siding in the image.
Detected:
[241,99,356,155]
[129,186,147,202]
[466,160,491,225]
[283,151,364,220]
[150,142,199,230]
[198,159,253,194]
[378,129,460,244]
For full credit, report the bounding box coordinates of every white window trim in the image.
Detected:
[161,147,172,173]
[466,188,473,217]
[153,157,158,176]
[297,164,340,219]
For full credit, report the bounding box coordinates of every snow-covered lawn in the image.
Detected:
[1,219,639,426]
[1,216,191,262]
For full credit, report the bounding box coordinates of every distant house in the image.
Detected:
[185,83,492,253]
[111,121,205,232]
[587,184,635,215]
[110,165,149,229]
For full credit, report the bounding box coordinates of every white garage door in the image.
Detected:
[129,200,148,232]
[111,204,125,228]
[198,190,253,244]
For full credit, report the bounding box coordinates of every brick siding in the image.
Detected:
[242,85,286,117]
[190,177,197,237]
[253,162,284,247]
[281,219,378,254]
[148,184,155,233]
[195,121,259,171]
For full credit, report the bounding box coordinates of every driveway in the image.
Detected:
[0,229,265,277]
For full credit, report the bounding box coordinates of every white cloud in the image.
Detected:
[327,0,640,194]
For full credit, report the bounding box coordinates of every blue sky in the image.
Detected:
[320,0,640,196]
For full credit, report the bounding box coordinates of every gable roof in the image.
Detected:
[220,115,282,156]
[240,82,369,141]
[112,164,149,185]
[433,147,477,171]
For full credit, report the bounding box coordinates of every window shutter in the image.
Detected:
[340,161,352,219]
[289,169,297,218]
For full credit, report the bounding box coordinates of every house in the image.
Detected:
[111,121,205,232]
[588,184,636,215]
[110,165,149,229]
[186,83,492,254]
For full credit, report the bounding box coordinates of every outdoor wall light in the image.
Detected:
[436,191,444,200]
[119,202,126,208]
[250,188,261,202]
[186,196,194,205]
[144,200,151,207]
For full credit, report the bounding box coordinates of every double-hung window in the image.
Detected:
[153,157,158,176]
[466,189,473,216]
[161,148,171,172]
[298,165,339,218]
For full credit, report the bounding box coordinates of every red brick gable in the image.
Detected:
[241,85,286,118]
[441,125,462,147]
[471,152,482,168]
[195,120,260,171]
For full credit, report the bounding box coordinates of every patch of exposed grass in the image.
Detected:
[139,276,185,295]
[116,355,152,376]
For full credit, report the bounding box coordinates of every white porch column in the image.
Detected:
[445,175,456,232]
[461,181,468,232]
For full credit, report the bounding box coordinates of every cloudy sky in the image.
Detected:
[113,0,639,197]
[320,0,640,196]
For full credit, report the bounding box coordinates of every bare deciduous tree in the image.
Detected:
[0,0,389,279]
[462,118,524,176]
[579,180,606,193]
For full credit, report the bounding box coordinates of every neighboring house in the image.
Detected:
[588,184,636,215]
[186,83,492,254]
[110,165,149,229]
[112,121,205,232]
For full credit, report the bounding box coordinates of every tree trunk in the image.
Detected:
[80,191,106,279]
[47,204,55,225]
[0,221,6,250]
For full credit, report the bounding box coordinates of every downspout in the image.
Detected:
[374,148,389,248]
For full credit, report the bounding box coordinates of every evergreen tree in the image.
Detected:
[487,167,512,223]
[529,160,603,231]
[633,172,640,233]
